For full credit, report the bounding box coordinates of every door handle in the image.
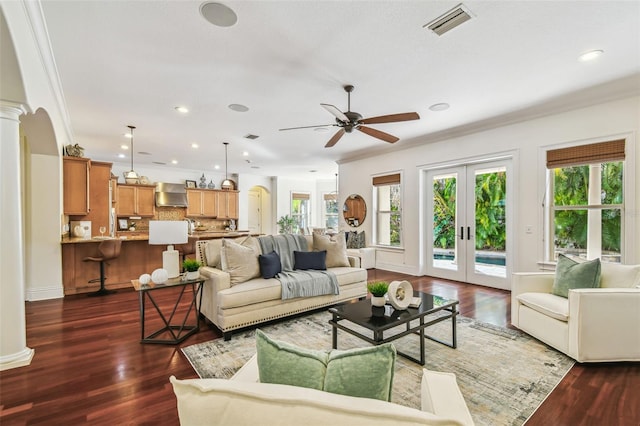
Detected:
[467,226,471,240]
[460,227,464,240]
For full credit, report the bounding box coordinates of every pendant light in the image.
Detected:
[221,142,233,190]
[124,125,139,183]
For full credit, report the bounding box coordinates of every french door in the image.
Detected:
[425,159,511,289]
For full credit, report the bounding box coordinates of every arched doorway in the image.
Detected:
[248,186,271,235]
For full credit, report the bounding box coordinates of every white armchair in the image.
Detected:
[511,262,640,363]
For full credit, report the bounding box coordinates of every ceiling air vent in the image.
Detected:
[244,134,259,140]
[424,3,474,36]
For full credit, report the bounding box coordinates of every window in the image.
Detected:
[291,192,310,234]
[373,173,402,246]
[323,193,338,229]
[546,140,625,263]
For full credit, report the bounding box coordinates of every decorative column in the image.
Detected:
[0,102,34,371]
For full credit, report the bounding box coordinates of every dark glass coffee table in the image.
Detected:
[328,291,458,365]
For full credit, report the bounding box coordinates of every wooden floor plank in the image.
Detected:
[0,270,638,425]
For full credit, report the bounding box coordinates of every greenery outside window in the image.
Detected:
[291,192,310,234]
[373,173,402,247]
[547,139,625,263]
[323,193,338,229]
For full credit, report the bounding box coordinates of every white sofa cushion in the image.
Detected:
[600,262,640,288]
[170,375,467,426]
[517,292,569,322]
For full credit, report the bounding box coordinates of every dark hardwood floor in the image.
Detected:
[1,270,638,425]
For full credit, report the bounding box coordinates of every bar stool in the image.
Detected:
[176,236,198,271]
[83,239,122,297]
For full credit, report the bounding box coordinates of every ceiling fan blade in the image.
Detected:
[279,124,336,131]
[325,129,346,148]
[357,126,399,143]
[321,103,350,123]
[360,112,420,125]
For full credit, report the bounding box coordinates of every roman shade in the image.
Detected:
[546,139,625,169]
[292,192,310,200]
[372,173,401,186]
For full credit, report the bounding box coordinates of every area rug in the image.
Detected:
[182,311,574,426]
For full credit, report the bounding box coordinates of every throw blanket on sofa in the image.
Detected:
[258,234,340,300]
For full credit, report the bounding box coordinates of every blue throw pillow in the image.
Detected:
[294,250,327,270]
[258,251,282,279]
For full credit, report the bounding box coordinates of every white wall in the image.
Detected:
[339,96,640,280]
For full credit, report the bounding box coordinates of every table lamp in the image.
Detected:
[149,220,188,278]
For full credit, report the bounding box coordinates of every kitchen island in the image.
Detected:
[61,231,254,295]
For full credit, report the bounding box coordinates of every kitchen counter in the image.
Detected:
[60,230,257,295]
[60,230,254,244]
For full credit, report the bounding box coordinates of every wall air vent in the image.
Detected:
[424,3,474,36]
[244,134,259,140]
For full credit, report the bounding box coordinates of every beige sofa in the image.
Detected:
[196,235,368,340]
[511,262,640,362]
[170,354,475,426]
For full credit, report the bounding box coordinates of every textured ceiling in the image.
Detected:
[40,0,640,179]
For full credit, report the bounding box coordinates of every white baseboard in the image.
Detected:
[26,285,64,301]
[375,261,418,276]
[0,347,34,371]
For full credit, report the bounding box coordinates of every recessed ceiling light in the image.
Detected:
[579,49,604,62]
[214,165,220,170]
[314,127,329,133]
[121,144,129,150]
[118,153,126,158]
[175,106,189,114]
[171,160,178,164]
[191,143,199,149]
[242,151,249,156]
[228,104,249,112]
[123,133,132,139]
[429,103,450,112]
[200,2,238,27]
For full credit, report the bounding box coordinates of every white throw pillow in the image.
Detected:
[220,238,261,285]
[313,232,350,268]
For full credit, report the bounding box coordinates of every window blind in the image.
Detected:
[292,192,310,200]
[546,139,625,169]
[323,193,337,201]
[372,173,401,186]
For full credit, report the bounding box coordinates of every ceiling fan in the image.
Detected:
[279,85,420,148]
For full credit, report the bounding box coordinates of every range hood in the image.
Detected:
[155,182,188,207]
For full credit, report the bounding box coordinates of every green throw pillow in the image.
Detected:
[324,344,396,401]
[552,254,601,298]
[256,329,328,390]
[255,329,396,401]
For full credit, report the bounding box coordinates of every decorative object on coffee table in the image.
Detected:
[388,280,413,310]
[151,268,169,284]
[367,281,389,307]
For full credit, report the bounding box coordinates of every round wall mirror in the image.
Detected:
[343,194,366,227]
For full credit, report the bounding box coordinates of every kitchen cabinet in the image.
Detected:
[186,188,217,217]
[63,157,90,215]
[116,184,156,217]
[216,190,239,220]
[82,161,112,236]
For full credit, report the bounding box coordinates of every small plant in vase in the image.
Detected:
[367,281,389,307]
[182,259,201,280]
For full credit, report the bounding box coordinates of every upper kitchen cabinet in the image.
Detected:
[116,184,155,217]
[186,188,217,218]
[216,190,239,220]
[63,157,90,215]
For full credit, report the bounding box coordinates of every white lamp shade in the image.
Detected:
[148,221,188,245]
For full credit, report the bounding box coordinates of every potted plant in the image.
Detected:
[182,258,201,280]
[277,215,296,234]
[367,281,389,307]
